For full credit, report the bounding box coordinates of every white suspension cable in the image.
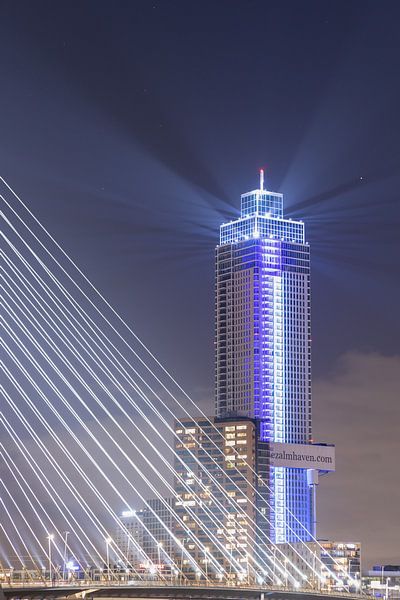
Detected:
[0,182,333,558]
[0,182,356,587]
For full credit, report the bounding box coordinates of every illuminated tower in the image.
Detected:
[215,171,312,543]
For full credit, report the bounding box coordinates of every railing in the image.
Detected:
[0,578,368,598]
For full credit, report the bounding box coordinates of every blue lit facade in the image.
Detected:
[215,181,312,543]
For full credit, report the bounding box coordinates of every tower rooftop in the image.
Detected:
[240,170,284,218]
[219,173,304,246]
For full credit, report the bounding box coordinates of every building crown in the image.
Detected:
[240,170,283,219]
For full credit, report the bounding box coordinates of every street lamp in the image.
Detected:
[47,534,54,584]
[105,537,112,582]
[204,547,209,582]
[180,538,185,582]
[157,541,163,578]
[284,557,288,589]
[385,577,391,600]
[271,546,276,582]
[62,531,69,582]
[348,558,361,592]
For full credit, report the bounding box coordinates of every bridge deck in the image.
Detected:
[0,584,362,600]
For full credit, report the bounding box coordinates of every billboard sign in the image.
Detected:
[268,442,335,471]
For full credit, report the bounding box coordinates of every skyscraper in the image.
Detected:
[215,171,312,543]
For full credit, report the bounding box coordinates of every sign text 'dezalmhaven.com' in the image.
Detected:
[268,442,335,471]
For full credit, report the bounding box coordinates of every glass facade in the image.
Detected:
[216,182,312,543]
[114,499,175,571]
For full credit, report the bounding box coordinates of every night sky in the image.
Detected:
[1,0,399,568]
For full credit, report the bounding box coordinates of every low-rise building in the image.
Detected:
[319,540,361,591]
[271,540,361,592]
[114,498,174,573]
[114,509,144,568]
[363,565,400,599]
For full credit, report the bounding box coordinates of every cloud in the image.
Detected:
[313,351,400,568]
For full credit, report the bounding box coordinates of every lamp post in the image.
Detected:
[204,547,209,583]
[272,546,276,584]
[157,542,164,580]
[284,557,288,589]
[47,534,54,584]
[105,537,112,582]
[62,531,69,582]
[180,538,185,583]
[348,558,361,592]
[385,577,391,600]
